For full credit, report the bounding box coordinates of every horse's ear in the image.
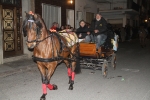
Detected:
[22,11,28,37]
[24,11,30,18]
[22,19,27,37]
[33,14,43,30]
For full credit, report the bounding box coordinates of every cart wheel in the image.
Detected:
[111,53,116,70]
[102,60,108,78]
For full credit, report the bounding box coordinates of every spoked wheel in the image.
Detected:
[111,53,116,70]
[102,60,108,78]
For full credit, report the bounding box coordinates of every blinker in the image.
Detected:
[28,14,35,22]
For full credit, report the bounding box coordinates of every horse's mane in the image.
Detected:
[34,14,44,30]
[22,16,28,37]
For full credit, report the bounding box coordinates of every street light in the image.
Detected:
[145,19,148,22]
[70,0,73,4]
[68,0,73,4]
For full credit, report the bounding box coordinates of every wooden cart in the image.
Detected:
[79,42,116,77]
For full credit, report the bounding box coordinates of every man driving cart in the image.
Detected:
[90,12,108,50]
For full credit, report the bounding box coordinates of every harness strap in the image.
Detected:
[32,55,76,62]
[49,31,64,53]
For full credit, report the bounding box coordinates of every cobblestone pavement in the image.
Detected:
[0,40,150,100]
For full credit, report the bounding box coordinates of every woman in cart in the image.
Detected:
[76,20,93,42]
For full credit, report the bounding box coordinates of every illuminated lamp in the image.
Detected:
[145,19,147,22]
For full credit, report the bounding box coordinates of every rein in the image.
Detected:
[26,19,51,44]
[26,34,51,43]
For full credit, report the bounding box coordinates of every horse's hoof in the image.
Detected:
[68,80,71,84]
[53,84,58,90]
[40,94,46,100]
[68,86,73,90]
[40,98,45,100]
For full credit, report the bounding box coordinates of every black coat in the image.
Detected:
[76,26,90,39]
[90,17,107,35]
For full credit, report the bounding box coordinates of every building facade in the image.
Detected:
[75,0,97,28]
[96,0,140,27]
[0,0,75,64]
[0,0,149,64]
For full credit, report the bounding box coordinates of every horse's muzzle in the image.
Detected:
[26,42,36,49]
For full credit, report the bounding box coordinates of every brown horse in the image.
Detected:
[22,11,81,100]
[139,26,148,48]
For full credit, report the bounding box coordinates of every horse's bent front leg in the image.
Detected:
[38,62,57,100]
[37,64,47,100]
[46,63,58,91]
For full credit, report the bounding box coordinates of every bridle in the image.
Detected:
[25,14,57,50]
[26,20,42,43]
[26,16,50,44]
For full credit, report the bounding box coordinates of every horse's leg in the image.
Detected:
[38,62,57,100]
[64,60,72,84]
[68,44,81,90]
[64,60,76,90]
[68,61,76,90]
[37,64,47,100]
[46,62,58,90]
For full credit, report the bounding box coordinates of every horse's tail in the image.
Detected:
[74,43,81,74]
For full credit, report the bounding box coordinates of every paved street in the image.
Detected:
[0,39,150,100]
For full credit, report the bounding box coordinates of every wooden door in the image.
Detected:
[1,6,23,58]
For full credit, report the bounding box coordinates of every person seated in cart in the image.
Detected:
[50,22,60,32]
[76,20,93,42]
[90,12,108,50]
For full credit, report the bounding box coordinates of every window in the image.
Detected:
[1,0,21,6]
[42,3,61,29]
[86,12,94,24]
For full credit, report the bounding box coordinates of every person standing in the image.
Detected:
[90,12,108,50]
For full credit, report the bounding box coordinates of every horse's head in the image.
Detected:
[22,11,43,49]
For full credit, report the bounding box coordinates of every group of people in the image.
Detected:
[50,22,74,32]
[50,12,110,50]
[114,24,149,43]
[76,12,108,50]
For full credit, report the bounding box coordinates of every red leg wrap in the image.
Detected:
[71,72,75,81]
[68,68,72,77]
[42,84,47,94]
[47,84,54,90]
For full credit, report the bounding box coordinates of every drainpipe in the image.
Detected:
[22,0,34,58]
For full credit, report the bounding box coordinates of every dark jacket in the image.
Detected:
[76,25,90,39]
[90,17,107,35]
